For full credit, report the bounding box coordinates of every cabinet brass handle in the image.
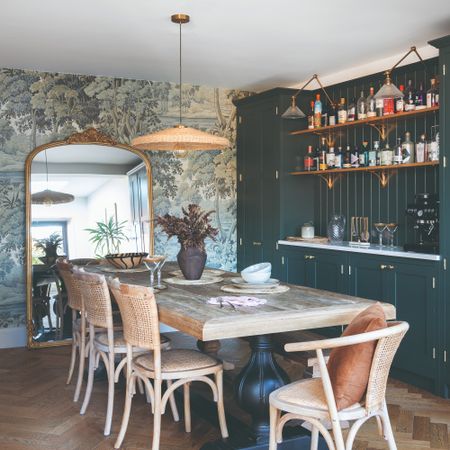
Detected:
[380,264,387,270]
[387,264,395,270]
[380,264,395,270]
[252,241,262,246]
[304,255,316,260]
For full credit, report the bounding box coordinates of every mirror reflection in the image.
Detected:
[30,144,150,344]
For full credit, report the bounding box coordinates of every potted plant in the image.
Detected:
[157,204,218,280]
[34,232,64,266]
[85,216,129,256]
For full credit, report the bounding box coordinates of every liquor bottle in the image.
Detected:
[304,145,314,171]
[393,138,403,165]
[395,85,405,113]
[374,140,381,165]
[326,146,336,169]
[429,125,439,161]
[314,146,321,170]
[343,145,352,168]
[381,143,393,166]
[314,94,322,128]
[357,90,367,120]
[426,78,439,108]
[375,83,384,116]
[319,138,328,171]
[308,101,315,129]
[335,147,343,168]
[337,98,347,124]
[415,82,426,109]
[401,132,414,164]
[366,87,377,118]
[404,80,416,111]
[360,141,369,167]
[351,146,360,168]
[368,143,377,166]
[329,103,336,126]
[415,134,427,162]
[321,103,329,127]
[347,97,356,122]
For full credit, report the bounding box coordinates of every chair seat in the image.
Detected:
[73,317,123,334]
[270,378,364,420]
[94,332,170,353]
[134,349,221,376]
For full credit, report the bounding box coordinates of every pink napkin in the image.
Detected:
[208,296,267,308]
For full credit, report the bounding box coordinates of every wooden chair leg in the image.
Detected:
[114,374,136,449]
[310,425,319,450]
[183,382,191,433]
[152,379,162,450]
[104,351,115,436]
[330,419,346,450]
[269,404,279,450]
[73,325,86,402]
[66,334,77,385]
[136,377,145,395]
[380,403,397,450]
[80,339,95,414]
[215,371,229,438]
[167,380,180,422]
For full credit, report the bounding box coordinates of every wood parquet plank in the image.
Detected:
[0,339,450,449]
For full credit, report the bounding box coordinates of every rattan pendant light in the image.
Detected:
[132,14,230,153]
[31,150,74,205]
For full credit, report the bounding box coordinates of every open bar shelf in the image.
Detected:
[290,106,439,136]
[290,160,439,176]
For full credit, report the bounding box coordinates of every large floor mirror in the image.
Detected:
[25,129,153,348]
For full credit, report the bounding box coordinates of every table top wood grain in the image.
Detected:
[95,266,396,341]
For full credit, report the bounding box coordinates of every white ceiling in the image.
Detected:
[1,0,450,91]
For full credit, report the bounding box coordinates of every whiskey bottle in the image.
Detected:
[401,132,414,164]
[393,138,403,165]
[366,87,377,118]
[337,98,348,124]
[404,80,416,111]
[304,145,314,171]
[314,94,322,128]
[347,97,356,122]
[343,145,352,168]
[426,78,439,108]
[357,90,367,120]
[395,85,405,112]
[329,103,336,126]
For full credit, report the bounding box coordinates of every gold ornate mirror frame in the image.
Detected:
[25,128,154,348]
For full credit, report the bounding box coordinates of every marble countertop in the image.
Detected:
[278,240,441,261]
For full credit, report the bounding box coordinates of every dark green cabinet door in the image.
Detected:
[389,261,438,388]
[281,249,307,286]
[349,255,391,302]
[313,252,347,294]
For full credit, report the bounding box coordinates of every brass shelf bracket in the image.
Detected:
[371,169,397,188]
[318,173,341,190]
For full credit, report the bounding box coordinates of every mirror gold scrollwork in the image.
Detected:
[25,129,154,348]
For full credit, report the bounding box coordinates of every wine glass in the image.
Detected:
[154,255,167,290]
[143,255,164,288]
[386,223,398,247]
[360,217,370,243]
[374,223,386,247]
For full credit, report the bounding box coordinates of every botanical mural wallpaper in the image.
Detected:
[0,68,248,329]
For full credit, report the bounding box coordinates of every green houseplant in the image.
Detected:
[157,204,218,280]
[85,216,129,257]
[34,232,64,266]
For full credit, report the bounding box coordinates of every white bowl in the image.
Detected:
[241,263,272,284]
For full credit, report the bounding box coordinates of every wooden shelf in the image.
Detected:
[290,106,440,136]
[290,161,439,176]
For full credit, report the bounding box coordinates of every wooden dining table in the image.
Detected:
[99,265,396,450]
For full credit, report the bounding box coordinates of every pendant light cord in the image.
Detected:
[179,22,182,124]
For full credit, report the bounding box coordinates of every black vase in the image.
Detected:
[177,246,207,280]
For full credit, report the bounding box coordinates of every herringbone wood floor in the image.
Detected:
[0,335,449,450]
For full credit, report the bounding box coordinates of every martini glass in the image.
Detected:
[143,255,164,289]
[155,255,167,290]
[374,223,386,247]
[386,223,398,247]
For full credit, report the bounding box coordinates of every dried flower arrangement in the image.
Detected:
[156,204,218,251]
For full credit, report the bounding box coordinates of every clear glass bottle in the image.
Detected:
[415,81,426,109]
[335,146,343,168]
[314,94,322,128]
[366,87,377,118]
[429,125,439,161]
[376,82,384,116]
[337,98,347,124]
[357,90,367,120]
[404,79,416,111]
[360,141,369,167]
[368,142,377,166]
[415,134,427,163]
[381,143,393,166]
[396,85,405,113]
[427,78,439,108]
[347,97,356,122]
[326,146,336,169]
[401,132,414,164]
[374,140,381,165]
[393,138,403,165]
